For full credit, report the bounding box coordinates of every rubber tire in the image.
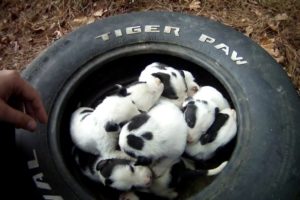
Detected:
[13,11,300,200]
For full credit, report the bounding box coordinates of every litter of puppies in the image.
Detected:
[70,62,238,199]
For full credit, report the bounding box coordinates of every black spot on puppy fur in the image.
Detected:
[179,70,188,92]
[151,72,179,100]
[171,72,177,77]
[184,101,197,128]
[200,113,229,145]
[127,135,144,150]
[141,132,153,140]
[129,165,135,173]
[124,150,136,158]
[96,159,131,178]
[135,156,152,166]
[119,121,128,128]
[104,121,119,132]
[114,84,130,97]
[128,113,150,131]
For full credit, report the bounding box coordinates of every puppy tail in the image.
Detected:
[207,161,228,176]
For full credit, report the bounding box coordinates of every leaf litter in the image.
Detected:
[0,0,299,94]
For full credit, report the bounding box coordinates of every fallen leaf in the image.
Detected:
[275,56,285,63]
[53,30,63,39]
[189,0,201,11]
[260,38,284,63]
[12,41,20,52]
[274,13,288,21]
[254,9,262,17]
[87,17,95,24]
[72,16,88,25]
[93,9,106,17]
[31,25,46,34]
[1,36,9,44]
[49,22,56,30]
[245,26,253,37]
[71,16,95,28]
[27,37,33,42]
[267,19,279,31]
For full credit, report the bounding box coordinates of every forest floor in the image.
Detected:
[0,0,299,93]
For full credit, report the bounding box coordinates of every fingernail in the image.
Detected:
[27,120,37,131]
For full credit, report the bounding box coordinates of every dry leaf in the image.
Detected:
[254,9,262,17]
[31,25,46,33]
[275,56,285,63]
[245,26,253,37]
[71,16,95,28]
[72,16,89,26]
[260,38,284,63]
[274,13,288,21]
[53,30,63,39]
[93,9,106,17]
[267,20,279,31]
[87,17,95,24]
[189,0,201,11]
[13,41,20,52]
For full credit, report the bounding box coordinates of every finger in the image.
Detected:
[14,78,48,124]
[0,100,37,132]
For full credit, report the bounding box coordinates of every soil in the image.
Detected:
[0,0,299,93]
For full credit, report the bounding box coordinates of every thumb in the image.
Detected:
[0,101,37,132]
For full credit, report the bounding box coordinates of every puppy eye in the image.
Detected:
[192,86,198,92]
[129,165,135,173]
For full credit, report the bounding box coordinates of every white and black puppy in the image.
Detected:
[193,86,230,110]
[183,99,219,144]
[185,108,237,160]
[119,160,228,200]
[70,91,140,156]
[139,62,199,107]
[119,100,188,177]
[93,158,153,191]
[72,142,152,192]
[126,75,164,112]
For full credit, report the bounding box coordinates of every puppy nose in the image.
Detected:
[145,174,152,186]
[187,134,194,143]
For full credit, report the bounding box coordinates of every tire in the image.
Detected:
[12,11,300,200]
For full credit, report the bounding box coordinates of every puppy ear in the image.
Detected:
[134,156,152,166]
[151,72,179,100]
[114,84,130,97]
[96,159,109,171]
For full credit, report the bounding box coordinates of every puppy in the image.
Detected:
[94,158,153,191]
[183,99,218,144]
[126,74,164,112]
[70,92,140,156]
[193,86,230,110]
[139,62,199,107]
[119,100,188,177]
[119,160,228,200]
[185,108,237,160]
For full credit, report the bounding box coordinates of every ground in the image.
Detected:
[0,0,299,93]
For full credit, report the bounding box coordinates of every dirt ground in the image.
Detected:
[0,0,299,93]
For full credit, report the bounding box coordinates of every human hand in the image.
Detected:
[0,70,48,132]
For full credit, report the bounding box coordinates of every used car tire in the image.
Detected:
[12,11,300,200]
